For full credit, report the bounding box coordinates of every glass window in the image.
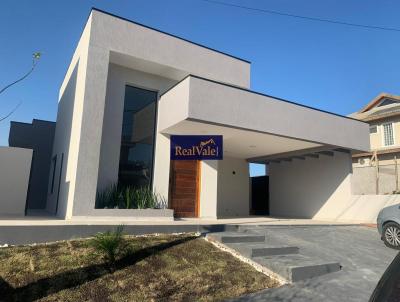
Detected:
[50,155,57,194]
[249,163,267,177]
[118,86,158,188]
[378,98,397,107]
[369,125,377,134]
[383,123,394,146]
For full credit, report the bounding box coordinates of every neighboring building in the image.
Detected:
[0,8,371,221]
[9,119,56,212]
[350,93,400,194]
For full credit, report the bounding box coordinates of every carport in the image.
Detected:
[153,75,369,219]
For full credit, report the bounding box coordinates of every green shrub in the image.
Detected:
[125,186,134,209]
[89,225,126,264]
[133,186,155,209]
[95,184,167,209]
[95,183,124,209]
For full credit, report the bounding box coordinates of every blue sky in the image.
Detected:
[1,0,399,176]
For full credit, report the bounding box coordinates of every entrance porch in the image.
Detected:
[153,75,368,220]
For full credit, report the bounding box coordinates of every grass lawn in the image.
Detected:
[0,233,278,301]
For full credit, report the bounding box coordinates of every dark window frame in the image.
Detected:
[55,153,64,214]
[50,155,57,194]
[378,98,398,107]
[118,84,159,189]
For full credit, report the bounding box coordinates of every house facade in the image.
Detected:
[351,93,400,194]
[0,8,370,221]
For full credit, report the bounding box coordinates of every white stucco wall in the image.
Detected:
[217,157,250,217]
[200,160,218,219]
[71,46,110,217]
[152,133,171,202]
[48,15,93,219]
[187,77,369,152]
[269,151,353,219]
[0,147,32,216]
[157,78,190,132]
[47,62,80,217]
[90,9,251,88]
[157,76,369,153]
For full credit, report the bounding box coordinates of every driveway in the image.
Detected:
[229,225,398,302]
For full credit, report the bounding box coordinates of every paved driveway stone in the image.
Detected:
[229,226,397,302]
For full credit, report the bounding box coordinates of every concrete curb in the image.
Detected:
[0,223,369,245]
[0,224,239,245]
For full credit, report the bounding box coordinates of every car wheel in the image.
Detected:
[383,222,400,249]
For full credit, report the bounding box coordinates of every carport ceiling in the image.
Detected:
[163,120,322,159]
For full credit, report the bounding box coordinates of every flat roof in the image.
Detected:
[91,7,251,64]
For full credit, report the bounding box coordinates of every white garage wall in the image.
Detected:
[269,152,352,219]
[217,157,250,217]
[332,195,400,223]
[0,147,32,216]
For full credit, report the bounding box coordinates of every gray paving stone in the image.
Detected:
[227,226,397,302]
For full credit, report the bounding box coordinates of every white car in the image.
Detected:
[377,204,400,249]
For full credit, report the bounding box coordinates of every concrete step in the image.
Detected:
[254,246,300,257]
[253,254,341,282]
[221,235,265,244]
[206,232,265,244]
[226,243,299,257]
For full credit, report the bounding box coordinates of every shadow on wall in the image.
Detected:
[269,152,352,220]
[46,62,79,218]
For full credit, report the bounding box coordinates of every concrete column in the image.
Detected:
[152,133,171,202]
[71,46,110,217]
[200,160,218,218]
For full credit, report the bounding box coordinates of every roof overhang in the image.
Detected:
[158,76,370,160]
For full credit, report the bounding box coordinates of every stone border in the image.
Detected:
[205,236,287,285]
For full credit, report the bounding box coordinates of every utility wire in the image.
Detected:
[0,53,41,96]
[0,101,22,122]
[200,0,400,32]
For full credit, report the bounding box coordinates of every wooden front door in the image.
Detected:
[169,160,200,218]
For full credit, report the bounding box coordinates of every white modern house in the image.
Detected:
[0,8,373,221]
